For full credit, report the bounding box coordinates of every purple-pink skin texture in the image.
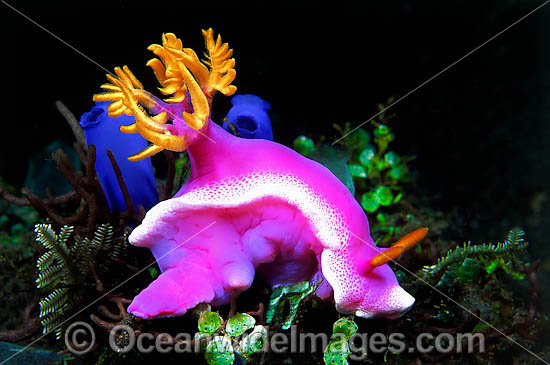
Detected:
[127,121,415,320]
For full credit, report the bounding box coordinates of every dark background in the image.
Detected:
[2,2,549,273]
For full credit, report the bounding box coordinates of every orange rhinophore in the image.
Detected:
[370,227,429,268]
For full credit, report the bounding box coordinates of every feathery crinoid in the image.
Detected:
[35,225,75,289]
[34,223,128,339]
[93,29,237,161]
[407,227,529,289]
[35,224,76,339]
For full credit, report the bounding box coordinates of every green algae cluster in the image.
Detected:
[292,98,412,224]
[323,317,358,365]
[196,310,266,364]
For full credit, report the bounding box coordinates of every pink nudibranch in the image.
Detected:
[127,121,420,320]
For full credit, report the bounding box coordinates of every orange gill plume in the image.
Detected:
[92,29,237,161]
[369,227,429,269]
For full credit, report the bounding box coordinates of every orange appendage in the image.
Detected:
[369,227,429,268]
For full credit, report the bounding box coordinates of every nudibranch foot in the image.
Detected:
[128,265,216,319]
[127,196,321,319]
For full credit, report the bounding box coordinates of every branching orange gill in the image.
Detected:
[93,29,236,161]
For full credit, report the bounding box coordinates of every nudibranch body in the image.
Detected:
[94,29,426,320]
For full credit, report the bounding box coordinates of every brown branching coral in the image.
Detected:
[0,185,79,207]
[105,150,146,223]
[0,101,175,343]
[1,101,110,233]
[0,141,111,236]
[90,296,134,331]
[55,100,87,150]
[0,101,180,235]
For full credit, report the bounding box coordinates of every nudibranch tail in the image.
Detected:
[93,29,236,161]
[369,227,429,268]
